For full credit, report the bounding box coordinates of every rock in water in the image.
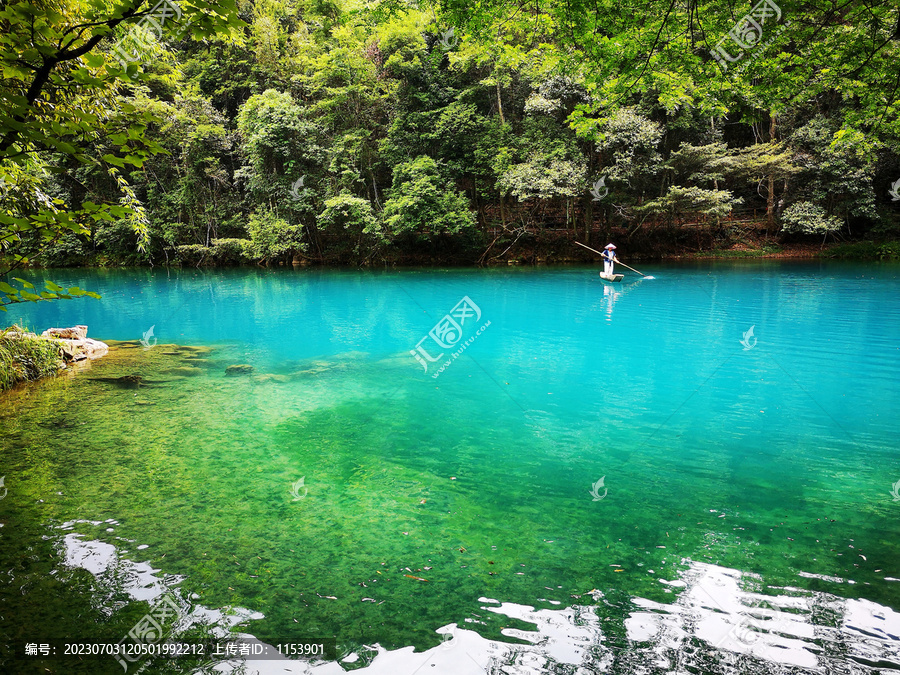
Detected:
[59,338,109,362]
[225,364,254,376]
[90,375,152,389]
[38,326,108,362]
[42,325,88,340]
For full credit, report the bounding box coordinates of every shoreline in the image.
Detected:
[4,240,897,271]
[0,325,108,392]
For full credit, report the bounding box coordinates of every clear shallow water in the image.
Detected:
[1,261,900,674]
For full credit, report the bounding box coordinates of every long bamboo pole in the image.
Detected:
[573,241,651,277]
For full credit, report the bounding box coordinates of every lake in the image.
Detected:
[1,261,899,674]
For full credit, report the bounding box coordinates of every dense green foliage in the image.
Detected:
[1,0,899,279]
[0,0,241,305]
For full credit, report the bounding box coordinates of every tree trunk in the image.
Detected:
[766,111,777,235]
[496,80,505,126]
[584,194,592,244]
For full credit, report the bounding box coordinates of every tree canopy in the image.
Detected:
[1,0,898,295]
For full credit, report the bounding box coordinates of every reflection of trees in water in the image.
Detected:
[405,559,900,675]
[0,522,142,674]
[617,560,900,675]
[0,520,238,674]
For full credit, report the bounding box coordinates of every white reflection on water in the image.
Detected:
[628,561,900,672]
[60,530,900,674]
[61,526,263,633]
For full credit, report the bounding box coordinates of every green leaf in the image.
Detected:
[83,53,105,68]
[102,153,126,168]
[12,277,34,289]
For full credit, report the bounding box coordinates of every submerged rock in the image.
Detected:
[89,374,162,389]
[252,373,289,383]
[289,369,320,378]
[180,345,213,355]
[162,366,204,377]
[225,364,254,376]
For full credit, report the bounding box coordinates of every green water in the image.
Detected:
[1,261,899,674]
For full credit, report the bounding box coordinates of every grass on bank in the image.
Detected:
[819,241,900,260]
[692,245,784,258]
[0,325,62,392]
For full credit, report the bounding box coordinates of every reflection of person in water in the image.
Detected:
[600,275,641,321]
[602,283,621,320]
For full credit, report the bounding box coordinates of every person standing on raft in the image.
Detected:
[601,244,619,276]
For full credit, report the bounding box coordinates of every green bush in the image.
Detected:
[243,210,306,263]
[822,240,900,259]
[0,326,62,392]
[780,201,842,235]
[94,219,143,257]
[174,244,212,265]
[210,238,251,264]
[634,186,742,221]
[381,156,475,239]
[317,195,383,256]
[318,195,379,234]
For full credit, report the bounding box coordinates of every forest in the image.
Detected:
[1,0,899,286]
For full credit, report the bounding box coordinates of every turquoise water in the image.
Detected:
[1,261,900,674]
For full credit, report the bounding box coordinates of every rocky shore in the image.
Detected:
[0,324,109,392]
[38,325,109,362]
